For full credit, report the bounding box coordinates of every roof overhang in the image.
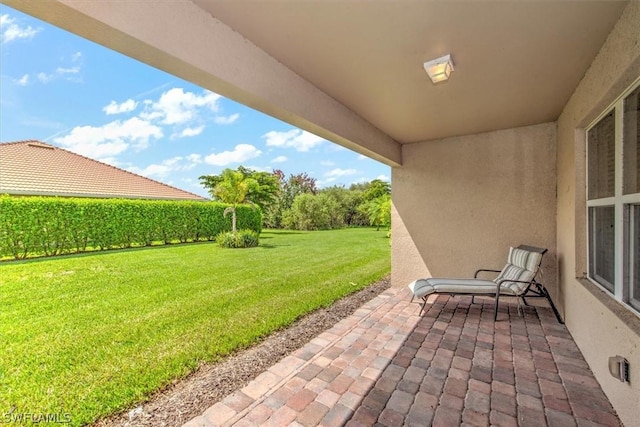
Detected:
[2,0,629,166]
[0,190,207,200]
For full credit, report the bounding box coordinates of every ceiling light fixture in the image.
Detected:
[423,54,454,84]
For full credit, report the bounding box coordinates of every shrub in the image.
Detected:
[216,229,260,248]
[282,193,343,231]
[0,196,262,259]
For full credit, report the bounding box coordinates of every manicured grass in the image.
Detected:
[0,228,390,426]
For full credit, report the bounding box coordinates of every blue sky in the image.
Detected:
[0,5,390,198]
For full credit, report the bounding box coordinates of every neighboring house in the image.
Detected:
[0,140,206,200]
[5,2,639,424]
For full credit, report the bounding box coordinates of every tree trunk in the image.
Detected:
[232,208,237,233]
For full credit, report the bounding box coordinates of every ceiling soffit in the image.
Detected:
[197,1,628,143]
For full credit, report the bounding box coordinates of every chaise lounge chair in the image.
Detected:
[408,245,563,323]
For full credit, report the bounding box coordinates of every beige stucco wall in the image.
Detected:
[556,2,640,426]
[392,122,557,298]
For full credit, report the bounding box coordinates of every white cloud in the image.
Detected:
[56,66,80,75]
[357,154,369,160]
[204,144,262,166]
[54,117,163,158]
[129,154,202,178]
[376,174,390,182]
[132,158,180,178]
[320,160,335,166]
[271,155,288,163]
[120,87,238,138]
[187,154,202,164]
[352,177,369,184]
[132,163,172,178]
[16,74,29,86]
[33,52,84,84]
[263,130,296,148]
[103,99,139,115]
[139,110,163,121]
[214,113,239,125]
[37,72,53,83]
[0,14,40,44]
[322,168,358,184]
[245,165,272,173]
[325,168,357,178]
[263,129,325,152]
[177,126,205,138]
[142,88,221,125]
[98,157,120,166]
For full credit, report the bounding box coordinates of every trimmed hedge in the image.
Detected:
[0,196,262,259]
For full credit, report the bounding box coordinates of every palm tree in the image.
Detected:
[362,194,391,231]
[214,169,257,232]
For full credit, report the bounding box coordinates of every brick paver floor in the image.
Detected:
[184,288,621,427]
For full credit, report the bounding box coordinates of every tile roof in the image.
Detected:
[0,140,207,200]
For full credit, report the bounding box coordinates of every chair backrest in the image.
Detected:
[494,246,545,294]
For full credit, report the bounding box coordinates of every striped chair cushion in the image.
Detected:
[493,247,542,294]
[408,278,500,299]
[507,247,543,271]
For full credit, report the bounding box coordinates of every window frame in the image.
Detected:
[586,77,640,315]
[626,203,640,310]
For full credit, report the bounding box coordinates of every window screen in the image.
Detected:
[623,86,640,195]
[589,206,615,292]
[588,111,616,200]
[629,204,640,310]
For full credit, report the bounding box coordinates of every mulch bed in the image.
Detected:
[94,277,391,427]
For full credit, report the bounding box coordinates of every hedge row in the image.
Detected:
[0,196,262,259]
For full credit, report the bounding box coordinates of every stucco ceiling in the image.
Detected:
[194,1,627,144]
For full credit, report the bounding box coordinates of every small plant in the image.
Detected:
[216,229,259,248]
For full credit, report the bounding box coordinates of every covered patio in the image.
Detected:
[185,290,619,427]
[5,1,638,425]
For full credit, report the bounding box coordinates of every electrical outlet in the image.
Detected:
[608,356,630,383]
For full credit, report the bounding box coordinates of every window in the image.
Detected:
[587,80,640,312]
[627,204,640,309]
[589,206,615,292]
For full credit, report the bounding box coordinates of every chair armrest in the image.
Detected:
[474,269,501,278]
[495,278,535,294]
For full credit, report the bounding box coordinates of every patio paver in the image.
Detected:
[185,288,621,426]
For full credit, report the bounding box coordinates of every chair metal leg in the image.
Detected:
[541,287,564,324]
[494,292,500,321]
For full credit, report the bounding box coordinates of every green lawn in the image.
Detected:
[0,228,390,425]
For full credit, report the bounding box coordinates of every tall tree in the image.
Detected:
[282,172,317,208]
[360,193,391,230]
[362,179,391,201]
[200,166,280,211]
[236,166,280,210]
[283,193,341,230]
[212,169,257,232]
[264,171,318,228]
[320,186,367,226]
